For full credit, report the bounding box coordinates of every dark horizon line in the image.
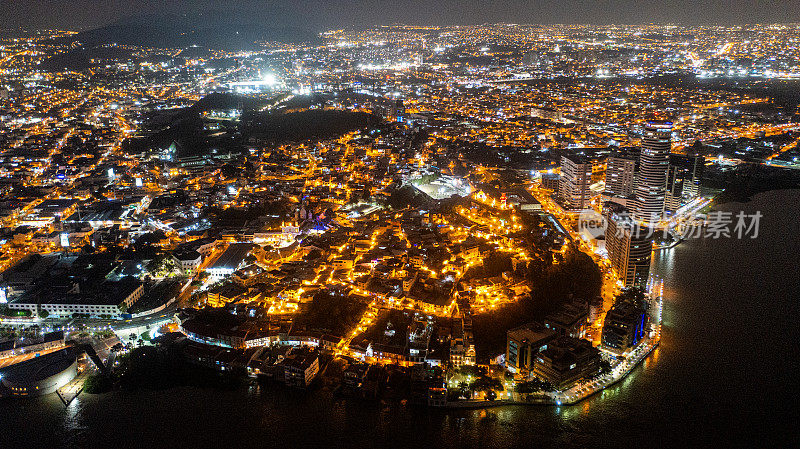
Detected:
[3,21,800,34]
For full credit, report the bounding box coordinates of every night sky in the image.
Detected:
[1,0,800,31]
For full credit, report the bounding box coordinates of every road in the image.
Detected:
[766,135,800,161]
[0,346,65,369]
[56,366,93,406]
[527,182,621,309]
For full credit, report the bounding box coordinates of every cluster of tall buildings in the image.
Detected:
[603,122,704,221]
[559,122,703,220]
[557,122,704,290]
[665,153,704,212]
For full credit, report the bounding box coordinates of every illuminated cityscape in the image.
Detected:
[1,4,799,448]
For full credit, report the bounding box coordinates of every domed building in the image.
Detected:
[0,347,78,397]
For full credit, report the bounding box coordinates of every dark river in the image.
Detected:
[2,190,798,449]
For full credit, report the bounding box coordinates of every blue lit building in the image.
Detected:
[600,295,649,355]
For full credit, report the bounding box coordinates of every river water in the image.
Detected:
[2,190,798,448]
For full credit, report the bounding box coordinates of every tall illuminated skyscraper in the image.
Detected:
[604,147,639,197]
[604,202,654,290]
[633,122,672,223]
[559,153,593,210]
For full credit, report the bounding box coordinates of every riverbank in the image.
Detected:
[441,332,661,409]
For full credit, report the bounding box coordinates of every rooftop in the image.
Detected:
[0,346,76,385]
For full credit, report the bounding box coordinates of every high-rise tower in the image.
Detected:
[633,122,672,223]
[604,147,639,198]
[559,154,593,210]
[665,152,704,213]
[604,202,653,290]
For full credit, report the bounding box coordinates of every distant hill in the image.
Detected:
[63,12,320,51]
[39,46,137,72]
[175,46,215,60]
[122,94,380,158]
[386,184,437,210]
[39,50,92,72]
[190,93,268,113]
[243,109,380,143]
